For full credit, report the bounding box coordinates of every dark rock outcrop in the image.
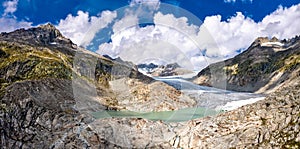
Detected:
[137,62,159,72]
[0,78,122,148]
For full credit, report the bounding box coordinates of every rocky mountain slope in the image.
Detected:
[193,36,300,93]
[0,24,195,112]
[0,24,196,147]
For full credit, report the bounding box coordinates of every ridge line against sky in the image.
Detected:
[0,0,300,70]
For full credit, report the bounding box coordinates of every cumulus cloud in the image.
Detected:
[0,17,32,32]
[2,0,18,16]
[57,10,117,46]
[199,12,259,57]
[201,4,300,58]
[112,14,138,34]
[97,12,205,70]
[95,3,300,71]
[260,5,300,39]
[0,0,32,33]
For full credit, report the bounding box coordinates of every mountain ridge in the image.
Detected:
[193,35,300,93]
[138,62,193,77]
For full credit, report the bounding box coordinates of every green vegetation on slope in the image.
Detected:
[0,42,72,80]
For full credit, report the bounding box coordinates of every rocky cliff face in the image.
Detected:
[193,36,300,93]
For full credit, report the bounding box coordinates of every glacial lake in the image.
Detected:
[91,107,221,122]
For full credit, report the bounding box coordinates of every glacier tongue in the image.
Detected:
[155,76,265,111]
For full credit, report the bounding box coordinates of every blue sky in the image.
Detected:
[1,0,299,25]
[1,0,300,70]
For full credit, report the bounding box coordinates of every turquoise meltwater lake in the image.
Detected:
[92,107,221,122]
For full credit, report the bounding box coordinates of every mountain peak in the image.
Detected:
[250,36,284,48]
[0,23,73,46]
[36,23,64,41]
[38,23,57,30]
[254,37,269,43]
[254,37,280,44]
[270,36,279,42]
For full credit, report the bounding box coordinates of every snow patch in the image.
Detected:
[137,68,153,77]
[261,42,284,47]
[50,42,57,45]
[217,97,265,111]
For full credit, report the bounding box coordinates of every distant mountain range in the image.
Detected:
[137,62,193,77]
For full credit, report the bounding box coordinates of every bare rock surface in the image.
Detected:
[170,81,300,148]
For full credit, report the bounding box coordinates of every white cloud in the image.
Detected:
[260,5,300,39]
[154,12,198,36]
[224,0,236,3]
[97,10,249,70]
[0,17,32,33]
[224,0,253,3]
[112,14,138,34]
[2,0,18,16]
[57,10,117,46]
[199,12,259,57]
[130,0,160,7]
[129,0,160,16]
[97,12,205,70]
[200,4,300,58]
[0,0,32,33]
